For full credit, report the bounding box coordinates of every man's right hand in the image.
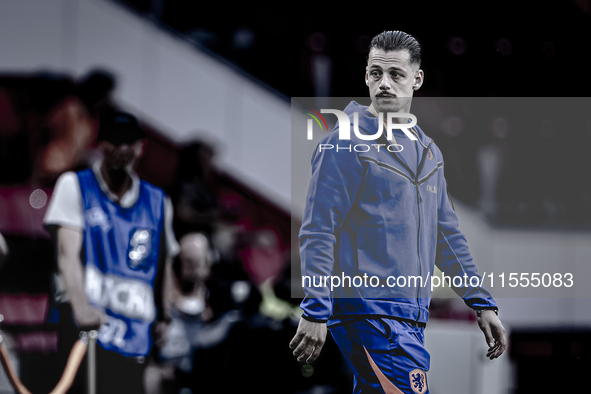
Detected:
[289,318,327,364]
[72,304,106,331]
[154,320,170,349]
[56,226,106,331]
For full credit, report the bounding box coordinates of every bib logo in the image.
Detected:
[128,229,153,271]
[409,369,427,394]
[85,207,111,232]
[85,265,155,321]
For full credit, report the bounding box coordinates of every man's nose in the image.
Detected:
[379,75,392,89]
[116,143,131,153]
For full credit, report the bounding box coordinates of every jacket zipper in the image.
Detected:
[414,140,433,323]
[415,183,422,321]
[369,125,434,323]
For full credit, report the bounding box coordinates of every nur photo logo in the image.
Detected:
[303,108,418,141]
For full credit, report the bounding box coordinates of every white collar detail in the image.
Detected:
[91,160,140,208]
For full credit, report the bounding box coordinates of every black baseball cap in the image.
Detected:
[97,111,146,145]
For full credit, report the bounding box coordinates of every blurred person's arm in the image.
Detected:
[163,196,179,319]
[44,172,105,330]
[0,232,8,269]
[152,254,175,350]
[153,197,179,349]
[156,197,179,319]
[56,226,105,330]
[161,255,175,321]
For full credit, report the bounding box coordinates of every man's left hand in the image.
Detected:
[477,310,506,360]
[289,318,327,364]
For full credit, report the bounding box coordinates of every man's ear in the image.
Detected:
[365,66,369,87]
[134,139,146,158]
[413,69,424,91]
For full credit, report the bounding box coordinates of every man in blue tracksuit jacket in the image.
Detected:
[290,31,506,394]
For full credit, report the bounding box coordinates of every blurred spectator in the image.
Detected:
[174,141,219,238]
[477,118,509,222]
[238,228,284,286]
[74,69,118,167]
[27,72,91,185]
[144,233,242,394]
[0,73,72,185]
[76,69,117,122]
[0,70,117,187]
[221,259,352,394]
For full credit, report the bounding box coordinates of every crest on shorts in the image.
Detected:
[409,369,427,394]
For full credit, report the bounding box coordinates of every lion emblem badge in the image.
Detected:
[409,369,427,394]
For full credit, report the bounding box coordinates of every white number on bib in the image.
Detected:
[99,316,127,348]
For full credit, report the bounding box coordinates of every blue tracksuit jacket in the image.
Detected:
[299,101,497,325]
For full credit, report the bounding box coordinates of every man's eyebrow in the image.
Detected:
[369,63,406,71]
[370,64,406,73]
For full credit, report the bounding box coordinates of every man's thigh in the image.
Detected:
[330,318,430,394]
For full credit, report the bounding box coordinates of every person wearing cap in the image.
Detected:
[44,112,179,393]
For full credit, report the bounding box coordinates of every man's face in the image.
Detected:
[365,48,423,114]
[179,239,211,283]
[100,139,144,171]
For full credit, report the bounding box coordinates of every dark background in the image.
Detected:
[117,0,591,228]
[1,2,590,393]
[123,0,591,97]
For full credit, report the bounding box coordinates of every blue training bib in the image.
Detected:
[77,168,165,357]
